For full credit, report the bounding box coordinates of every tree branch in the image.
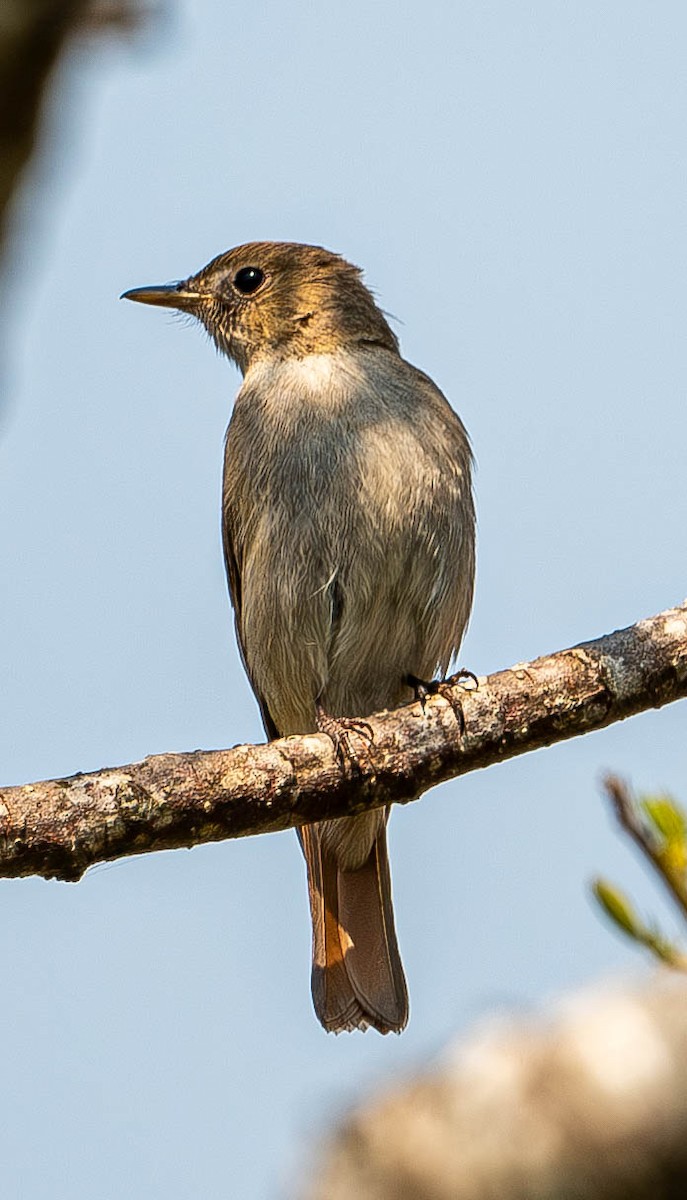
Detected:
[1,602,686,883]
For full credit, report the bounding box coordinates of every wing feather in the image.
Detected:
[222,496,280,741]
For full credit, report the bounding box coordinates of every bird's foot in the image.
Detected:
[405,668,478,733]
[316,703,374,772]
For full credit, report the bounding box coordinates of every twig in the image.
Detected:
[603,774,687,922]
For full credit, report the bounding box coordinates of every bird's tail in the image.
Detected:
[299,820,408,1034]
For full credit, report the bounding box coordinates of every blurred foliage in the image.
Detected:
[592,777,687,971]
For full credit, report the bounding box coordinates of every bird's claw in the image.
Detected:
[444,667,479,691]
[316,704,374,771]
[405,668,478,734]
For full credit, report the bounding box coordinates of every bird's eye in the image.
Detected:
[233,266,265,295]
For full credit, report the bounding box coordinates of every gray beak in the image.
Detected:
[120,281,201,310]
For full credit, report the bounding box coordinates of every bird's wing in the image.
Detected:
[221,503,280,741]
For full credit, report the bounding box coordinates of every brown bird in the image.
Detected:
[122,242,475,1034]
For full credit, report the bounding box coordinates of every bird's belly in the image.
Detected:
[233,395,472,737]
[241,500,452,736]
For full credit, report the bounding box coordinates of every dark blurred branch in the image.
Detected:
[0,1,84,248]
[0,602,685,883]
[0,0,163,256]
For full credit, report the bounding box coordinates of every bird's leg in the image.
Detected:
[316,702,374,772]
[405,668,478,733]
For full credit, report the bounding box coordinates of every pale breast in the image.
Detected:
[223,347,475,734]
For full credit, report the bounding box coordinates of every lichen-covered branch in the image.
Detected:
[1,602,686,883]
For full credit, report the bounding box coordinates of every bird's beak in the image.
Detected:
[120,281,201,311]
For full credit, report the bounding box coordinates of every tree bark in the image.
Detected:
[0,602,685,883]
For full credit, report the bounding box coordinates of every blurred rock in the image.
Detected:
[307,979,687,1200]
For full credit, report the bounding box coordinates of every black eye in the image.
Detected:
[233,266,265,295]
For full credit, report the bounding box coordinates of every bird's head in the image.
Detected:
[122,241,398,373]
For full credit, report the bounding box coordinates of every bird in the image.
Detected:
[122,242,475,1034]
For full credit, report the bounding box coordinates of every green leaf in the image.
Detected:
[641,795,687,845]
[643,926,686,968]
[591,879,642,939]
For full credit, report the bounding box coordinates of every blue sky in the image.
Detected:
[1,3,686,1196]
